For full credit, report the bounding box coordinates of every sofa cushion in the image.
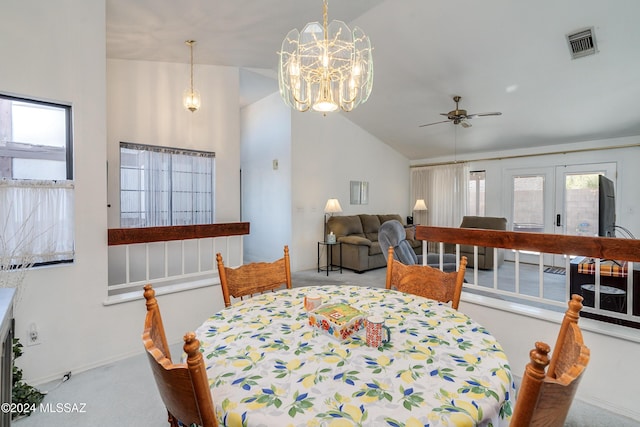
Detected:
[339,235,372,246]
[328,215,364,238]
[378,214,404,225]
[360,214,381,242]
[460,216,507,231]
[405,225,416,241]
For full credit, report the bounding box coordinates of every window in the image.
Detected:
[120,142,215,227]
[0,94,74,265]
[468,170,485,216]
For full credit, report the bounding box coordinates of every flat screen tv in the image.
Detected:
[598,175,616,237]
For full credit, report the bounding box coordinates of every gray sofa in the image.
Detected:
[327,214,422,273]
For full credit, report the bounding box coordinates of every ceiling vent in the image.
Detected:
[566,27,597,59]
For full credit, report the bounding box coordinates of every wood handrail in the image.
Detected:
[416,226,640,263]
[108,223,250,246]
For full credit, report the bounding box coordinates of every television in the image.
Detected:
[598,175,616,237]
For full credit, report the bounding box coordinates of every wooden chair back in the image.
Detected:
[511,294,590,427]
[385,246,467,310]
[143,285,218,427]
[216,245,292,307]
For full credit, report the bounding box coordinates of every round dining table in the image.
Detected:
[194,285,515,426]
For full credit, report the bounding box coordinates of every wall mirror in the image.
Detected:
[350,181,369,205]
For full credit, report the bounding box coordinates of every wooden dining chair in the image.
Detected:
[216,245,292,307]
[510,294,590,427]
[385,246,467,310]
[142,285,218,427]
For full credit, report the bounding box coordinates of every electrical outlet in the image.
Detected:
[27,323,41,346]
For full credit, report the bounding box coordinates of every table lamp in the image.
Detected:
[412,199,428,225]
[324,198,342,242]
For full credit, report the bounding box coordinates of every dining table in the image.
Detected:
[193,285,515,426]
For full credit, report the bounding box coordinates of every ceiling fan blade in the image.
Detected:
[419,120,451,128]
[466,112,502,119]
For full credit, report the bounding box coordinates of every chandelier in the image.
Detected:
[278,0,373,113]
[183,40,201,112]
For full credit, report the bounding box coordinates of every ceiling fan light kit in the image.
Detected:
[419,96,501,128]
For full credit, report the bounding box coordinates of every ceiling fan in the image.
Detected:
[419,96,502,128]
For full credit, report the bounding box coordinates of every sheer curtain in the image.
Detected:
[0,179,74,265]
[120,143,214,227]
[411,163,468,228]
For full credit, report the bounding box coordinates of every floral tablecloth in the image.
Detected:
[195,285,515,427]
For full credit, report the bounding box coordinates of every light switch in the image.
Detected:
[273,159,278,170]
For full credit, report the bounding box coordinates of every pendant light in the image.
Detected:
[183,40,201,112]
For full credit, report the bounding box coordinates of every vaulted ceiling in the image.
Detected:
[107,0,640,161]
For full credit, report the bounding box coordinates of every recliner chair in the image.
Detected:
[379,220,457,272]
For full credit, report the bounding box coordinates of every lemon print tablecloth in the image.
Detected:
[194,285,515,427]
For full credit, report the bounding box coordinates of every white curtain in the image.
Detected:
[411,163,468,227]
[0,179,74,264]
[120,143,214,227]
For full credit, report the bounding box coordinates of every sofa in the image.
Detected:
[458,216,507,269]
[327,214,422,273]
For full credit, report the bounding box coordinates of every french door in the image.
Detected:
[504,162,616,266]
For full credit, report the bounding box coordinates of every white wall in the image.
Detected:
[240,93,292,263]
[107,58,241,226]
[289,111,411,271]
[240,95,412,272]
[1,0,108,383]
[0,1,241,384]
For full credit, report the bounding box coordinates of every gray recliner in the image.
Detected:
[379,220,457,271]
[379,220,419,265]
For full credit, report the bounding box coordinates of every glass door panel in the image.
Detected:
[513,175,545,233]
[504,167,554,264]
[553,163,617,265]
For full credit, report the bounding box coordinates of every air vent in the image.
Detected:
[566,27,597,59]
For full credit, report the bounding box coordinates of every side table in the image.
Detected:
[317,241,342,276]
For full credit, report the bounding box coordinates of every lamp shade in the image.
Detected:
[324,198,343,213]
[413,199,428,211]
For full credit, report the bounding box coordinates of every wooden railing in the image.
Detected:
[416,226,640,262]
[108,223,250,245]
[417,226,640,328]
[106,223,250,301]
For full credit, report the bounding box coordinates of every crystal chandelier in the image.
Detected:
[183,40,201,112]
[278,0,373,113]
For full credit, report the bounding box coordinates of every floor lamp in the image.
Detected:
[324,198,342,242]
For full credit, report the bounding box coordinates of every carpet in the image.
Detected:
[543,266,566,275]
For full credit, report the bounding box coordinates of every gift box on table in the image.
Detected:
[308,303,365,340]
